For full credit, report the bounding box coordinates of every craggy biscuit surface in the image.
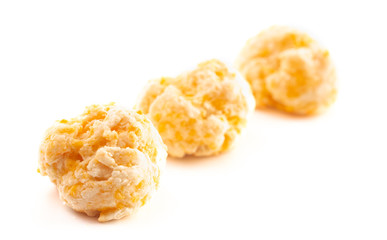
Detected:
[38,104,167,222]
[136,59,255,158]
[236,26,337,115]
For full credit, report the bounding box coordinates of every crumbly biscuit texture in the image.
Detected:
[136,59,255,158]
[38,104,167,222]
[236,26,337,114]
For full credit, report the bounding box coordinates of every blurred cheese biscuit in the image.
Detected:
[236,26,337,115]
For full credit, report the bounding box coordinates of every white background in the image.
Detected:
[1,0,386,239]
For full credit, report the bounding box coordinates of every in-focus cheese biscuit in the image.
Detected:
[136,59,255,158]
[38,103,167,222]
[236,26,337,115]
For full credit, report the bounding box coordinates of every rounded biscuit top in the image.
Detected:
[136,59,255,158]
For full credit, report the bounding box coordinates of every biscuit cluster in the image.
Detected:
[38,26,337,222]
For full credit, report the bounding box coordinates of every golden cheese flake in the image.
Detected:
[114,189,125,200]
[66,183,82,197]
